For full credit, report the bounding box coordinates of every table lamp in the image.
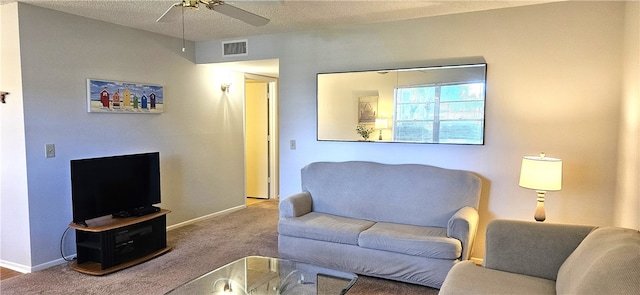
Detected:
[519,152,562,222]
[375,118,388,140]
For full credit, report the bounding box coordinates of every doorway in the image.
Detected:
[245,74,278,201]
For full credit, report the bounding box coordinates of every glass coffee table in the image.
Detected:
[166,256,357,295]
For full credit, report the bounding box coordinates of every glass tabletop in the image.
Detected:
[166,256,358,295]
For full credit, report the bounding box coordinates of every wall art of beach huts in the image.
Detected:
[87,79,164,113]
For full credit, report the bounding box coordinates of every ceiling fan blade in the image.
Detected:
[210,3,270,26]
[157,3,183,23]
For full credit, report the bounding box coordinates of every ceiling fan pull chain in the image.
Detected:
[181,5,186,52]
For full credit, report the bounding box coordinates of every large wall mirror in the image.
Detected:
[317,63,487,144]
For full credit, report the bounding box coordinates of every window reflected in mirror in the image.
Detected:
[317,63,487,144]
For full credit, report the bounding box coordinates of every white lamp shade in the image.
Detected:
[375,118,388,129]
[519,155,562,191]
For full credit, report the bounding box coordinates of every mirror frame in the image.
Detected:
[316,63,487,145]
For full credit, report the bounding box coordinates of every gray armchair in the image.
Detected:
[439,219,640,294]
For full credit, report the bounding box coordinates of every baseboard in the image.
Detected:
[166,205,246,231]
[0,259,30,274]
[1,255,76,274]
[31,256,75,272]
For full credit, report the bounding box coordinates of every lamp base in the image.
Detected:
[534,191,546,222]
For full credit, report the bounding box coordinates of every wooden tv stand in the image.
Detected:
[69,209,171,275]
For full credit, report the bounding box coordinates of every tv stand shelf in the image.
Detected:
[69,209,171,276]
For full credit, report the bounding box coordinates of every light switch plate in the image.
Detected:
[289,140,296,150]
[45,143,55,158]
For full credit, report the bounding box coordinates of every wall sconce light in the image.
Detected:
[221,83,231,94]
[519,152,562,222]
[1,91,8,103]
[375,118,388,140]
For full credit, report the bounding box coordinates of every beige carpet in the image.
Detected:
[0,200,439,294]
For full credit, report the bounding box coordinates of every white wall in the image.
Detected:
[198,1,632,259]
[615,1,640,229]
[318,71,390,141]
[1,3,246,270]
[0,2,32,272]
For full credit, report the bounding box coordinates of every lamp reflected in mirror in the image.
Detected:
[375,118,388,140]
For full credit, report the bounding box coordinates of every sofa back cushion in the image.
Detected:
[484,220,595,281]
[556,227,640,294]
[300,161,481,227]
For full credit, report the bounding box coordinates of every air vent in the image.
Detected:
[222,39,248,57]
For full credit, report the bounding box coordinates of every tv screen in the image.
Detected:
[71,152,161,225]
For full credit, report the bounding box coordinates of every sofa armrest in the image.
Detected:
[279,192,312,218]
[484,219,596,280]
[447,206,479,261]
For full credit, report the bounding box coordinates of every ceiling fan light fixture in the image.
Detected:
[157,0,201,23]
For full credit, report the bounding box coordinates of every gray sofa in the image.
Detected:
[439,219,640,294]
[277,161,482,288]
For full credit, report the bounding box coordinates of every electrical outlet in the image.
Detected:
[45,144,55,158]
[289,140,296,150]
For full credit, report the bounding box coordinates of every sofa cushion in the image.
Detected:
[439,261,556,295]
[484,219,595,280]
[301,161,481,228]
[556,227,640,295]
[358,222,461,259]
[278,212,375,245]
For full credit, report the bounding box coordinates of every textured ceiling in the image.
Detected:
[2,0,561,77]
[4,0,560,42]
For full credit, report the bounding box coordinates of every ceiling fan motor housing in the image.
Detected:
[184,0,200,8]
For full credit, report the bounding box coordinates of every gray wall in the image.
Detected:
[198,1,637,259]
[1,3,246,271]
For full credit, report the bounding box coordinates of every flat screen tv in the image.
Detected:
[71,152,161,226]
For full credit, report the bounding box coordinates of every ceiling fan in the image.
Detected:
[157,0,270,26]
